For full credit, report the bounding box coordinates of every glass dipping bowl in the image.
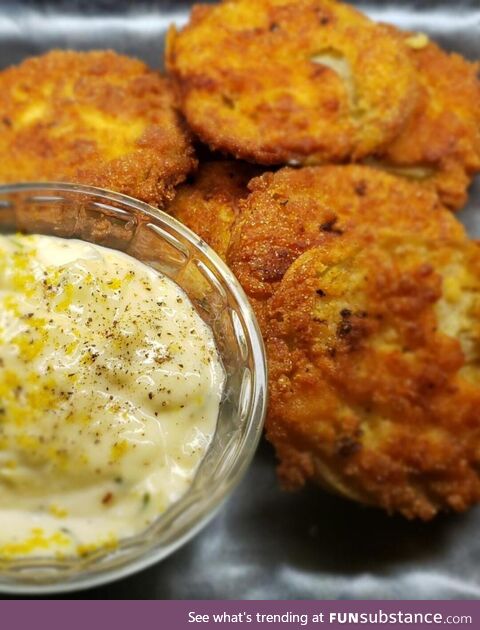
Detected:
[0,183,267,595]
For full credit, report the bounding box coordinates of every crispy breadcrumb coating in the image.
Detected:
[374,30,480,211]
[167,161,259,259]
[227,165,464,329]
[167,0,419,165]
[0,50,196,206]
[266,232,480,520]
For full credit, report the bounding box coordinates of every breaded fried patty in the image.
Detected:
[167,161,259,259]
[0,50,196,206]
[227,165,464,328]
[375,31,480,211]
[167,0,419,165]
[266,233,480,520]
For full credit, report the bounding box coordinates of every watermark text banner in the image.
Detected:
[0,599,478,629]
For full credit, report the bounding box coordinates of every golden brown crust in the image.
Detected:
[375,30,480,211]
[227,165,465,332]
[0,50,197,206]
[167,0,420,165]
[266,233,480,520]
[167,160,260,259]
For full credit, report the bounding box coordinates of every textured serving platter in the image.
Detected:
[1,0,480,600]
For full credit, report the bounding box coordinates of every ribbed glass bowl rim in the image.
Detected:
[0,182,267,595]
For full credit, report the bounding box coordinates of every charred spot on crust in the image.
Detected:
[316,288,326,297]
[315,9,331,25]
[320,216,343,234]
[336,314,368,351]
[221,94,235,109]
[337,320,352,337]
[354,180,367,196]
[335,436,362,458]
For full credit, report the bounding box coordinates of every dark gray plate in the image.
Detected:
[1,0,480,600]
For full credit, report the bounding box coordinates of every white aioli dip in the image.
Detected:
[0,234,224,558]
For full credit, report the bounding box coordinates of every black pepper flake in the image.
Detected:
[102,492,114,505]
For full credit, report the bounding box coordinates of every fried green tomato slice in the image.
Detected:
[373,31,480,212]
[167,160,260,260]
[227,165,464,330]
[0,50,197,206]
[167,0,420,165]
[266,233,480,520]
